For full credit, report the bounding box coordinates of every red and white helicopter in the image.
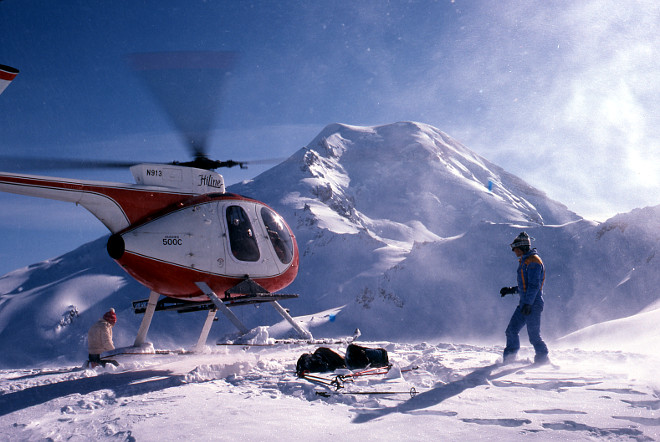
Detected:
[0,64,19,95]
[0,54,311,352]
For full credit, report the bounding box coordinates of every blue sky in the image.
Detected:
[0,0,658,275]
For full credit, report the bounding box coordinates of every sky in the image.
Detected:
[0,0,658,275]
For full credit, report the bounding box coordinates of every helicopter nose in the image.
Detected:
[107,234,125,259]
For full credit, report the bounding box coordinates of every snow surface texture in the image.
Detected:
[1,340,659,441]
[2,121,658,367]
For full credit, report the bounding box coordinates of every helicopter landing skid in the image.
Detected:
[131,280,310,352]
[195,281,313,346]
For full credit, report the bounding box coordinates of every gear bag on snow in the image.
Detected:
[345,344,389,370]
[296,347,346,377]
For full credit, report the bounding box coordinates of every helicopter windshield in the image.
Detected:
[261,207,293,264]
[226,205,260,262]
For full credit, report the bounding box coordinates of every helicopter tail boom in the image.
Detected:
[0,172,194,233]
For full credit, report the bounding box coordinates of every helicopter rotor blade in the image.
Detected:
[0,156,287,173]
[0,156,137,172]
[173,156,288,170]
[126,51,237,160]
[1,52,282,175]
[240,157,289,166]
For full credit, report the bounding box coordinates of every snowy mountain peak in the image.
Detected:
[272,122,580,242]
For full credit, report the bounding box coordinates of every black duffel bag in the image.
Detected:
[345,343,389,370]
[296,347,346,377]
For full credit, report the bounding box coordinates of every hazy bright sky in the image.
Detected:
[0,0,658,275]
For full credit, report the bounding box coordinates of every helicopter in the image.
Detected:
[0,53,311,351]
[0,64,19,95]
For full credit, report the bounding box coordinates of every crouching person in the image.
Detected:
[88,308,119,367]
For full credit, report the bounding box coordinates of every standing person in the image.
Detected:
[87,308,119,367]
[499,232,550,365]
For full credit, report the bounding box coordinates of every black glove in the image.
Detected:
[521,304,532,315]
[500,287,517,297]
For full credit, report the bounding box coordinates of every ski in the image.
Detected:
[8,366,86,380]
[218,328,362,347]
[300,365,419,390]
[217,336,358,347]
[103,349,194,357]
[316,387,418,398]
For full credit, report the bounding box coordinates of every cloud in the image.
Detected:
[444,1,660,220]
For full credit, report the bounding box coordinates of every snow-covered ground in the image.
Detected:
[1,337,659,441]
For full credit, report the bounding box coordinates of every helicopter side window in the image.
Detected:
[226,205,260,262]
[261,207,293,264]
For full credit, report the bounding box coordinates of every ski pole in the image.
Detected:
[301,372,345,390]
[338,364,419,382]
[345,364,393,378]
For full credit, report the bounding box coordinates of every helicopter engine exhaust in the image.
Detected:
[107,234,125,260]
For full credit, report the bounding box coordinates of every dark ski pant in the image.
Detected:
[503,303,548,362]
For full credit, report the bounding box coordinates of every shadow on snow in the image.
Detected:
[0,369,184,417]
[353,363,525,424]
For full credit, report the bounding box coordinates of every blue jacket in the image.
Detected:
[517,249,545,307]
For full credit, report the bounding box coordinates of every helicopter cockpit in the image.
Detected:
[260,206,293,264]
[225,205,294,266]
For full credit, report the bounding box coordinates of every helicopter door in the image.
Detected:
[187,202,221,273]
[122,202,218,273]
[219,202,270,277]
[225,204,260,262]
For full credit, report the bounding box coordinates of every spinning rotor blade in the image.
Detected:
[0,156,136,171]
[1,53,281,174]
[0,155,286,172]
[174,156,288,170]
[126,51,237,159]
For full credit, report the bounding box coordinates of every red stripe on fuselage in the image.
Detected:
[116,250,299,300]
[0,174,194,226]
[0,66,18,81]
[118,192,263,233]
